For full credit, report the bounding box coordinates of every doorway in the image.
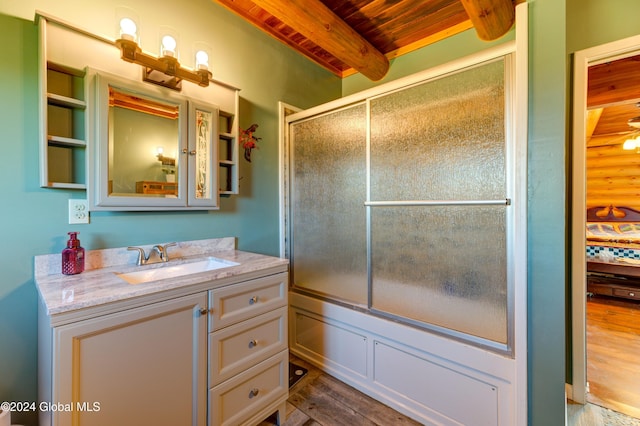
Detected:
[572,35,640,418]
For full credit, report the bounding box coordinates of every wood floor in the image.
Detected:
[261,354,421,426]
[586,296,640,419]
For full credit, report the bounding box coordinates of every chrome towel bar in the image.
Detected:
[364,199,511,207]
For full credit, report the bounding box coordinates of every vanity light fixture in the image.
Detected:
[115,18,212,91]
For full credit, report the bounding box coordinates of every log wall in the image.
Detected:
[586,142,640,210]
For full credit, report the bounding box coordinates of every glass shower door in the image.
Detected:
[290,104,368,305]
[368,59,511,347]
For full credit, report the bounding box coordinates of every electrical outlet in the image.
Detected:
[69,199,90,224]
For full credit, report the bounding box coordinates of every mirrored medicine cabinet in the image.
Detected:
[38,16,240,211]
[90,71,220,210]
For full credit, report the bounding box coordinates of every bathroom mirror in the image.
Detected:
[92,72,189,209]
[109,88,180,194]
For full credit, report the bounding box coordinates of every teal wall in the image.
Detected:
[0,2,340,423]
[567,0,640,53]
[527,2,567,425]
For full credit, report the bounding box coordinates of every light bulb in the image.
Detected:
[161,35,177,57]
[119,18,137,41]
[623,138,637,150]
[195,50,209,70]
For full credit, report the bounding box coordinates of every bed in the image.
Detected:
[586,205,640,301]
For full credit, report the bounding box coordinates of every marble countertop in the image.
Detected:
[35,237,289,317]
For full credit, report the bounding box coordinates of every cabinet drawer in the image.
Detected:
[612,287,640,300]
[587,282,613,296]
[209,273,287,331]
[209,351,288,426]
[209,307,287,386]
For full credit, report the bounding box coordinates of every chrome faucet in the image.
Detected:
[127,242,176,266]
[127,246,149,266]
[152,242,177,263]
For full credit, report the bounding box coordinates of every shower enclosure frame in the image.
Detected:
[287,52,517,355]
[280,5,527,423]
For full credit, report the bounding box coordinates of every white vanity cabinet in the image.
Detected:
[207,273,289,426]
[40,292,208,426]
[38,269,288,426]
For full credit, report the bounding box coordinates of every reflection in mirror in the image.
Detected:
[108,86,180,197]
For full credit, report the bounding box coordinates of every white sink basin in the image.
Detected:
[116,257,239,285]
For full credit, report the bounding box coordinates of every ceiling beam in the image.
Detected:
[247,0,390,81]
[460,0,515,41]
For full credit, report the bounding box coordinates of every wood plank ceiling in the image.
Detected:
[588,55,640,144]
[586,54,640,210]
[212,0,519,80]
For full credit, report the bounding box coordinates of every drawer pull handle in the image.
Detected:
[199,308,208,316]
[631,292,635,297]
[249,339,258,348]
[249,296,259,305]
[249,388,260,398]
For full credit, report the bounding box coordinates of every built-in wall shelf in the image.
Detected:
[218,111,239,195]
[39,18,88,190]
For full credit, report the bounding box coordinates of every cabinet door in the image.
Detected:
[188,100,219,207]
[53,293,207,426]
[92,72,189,209]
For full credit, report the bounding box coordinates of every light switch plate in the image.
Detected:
[69,199,90,224]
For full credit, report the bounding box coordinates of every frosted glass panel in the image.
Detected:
[290,105,367,304]
[369,59,509,344]
[370,59,505,201]
[287,57,513,348]
[371,206,507,343]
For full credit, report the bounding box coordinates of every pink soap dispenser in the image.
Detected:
[62,232,85,275]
